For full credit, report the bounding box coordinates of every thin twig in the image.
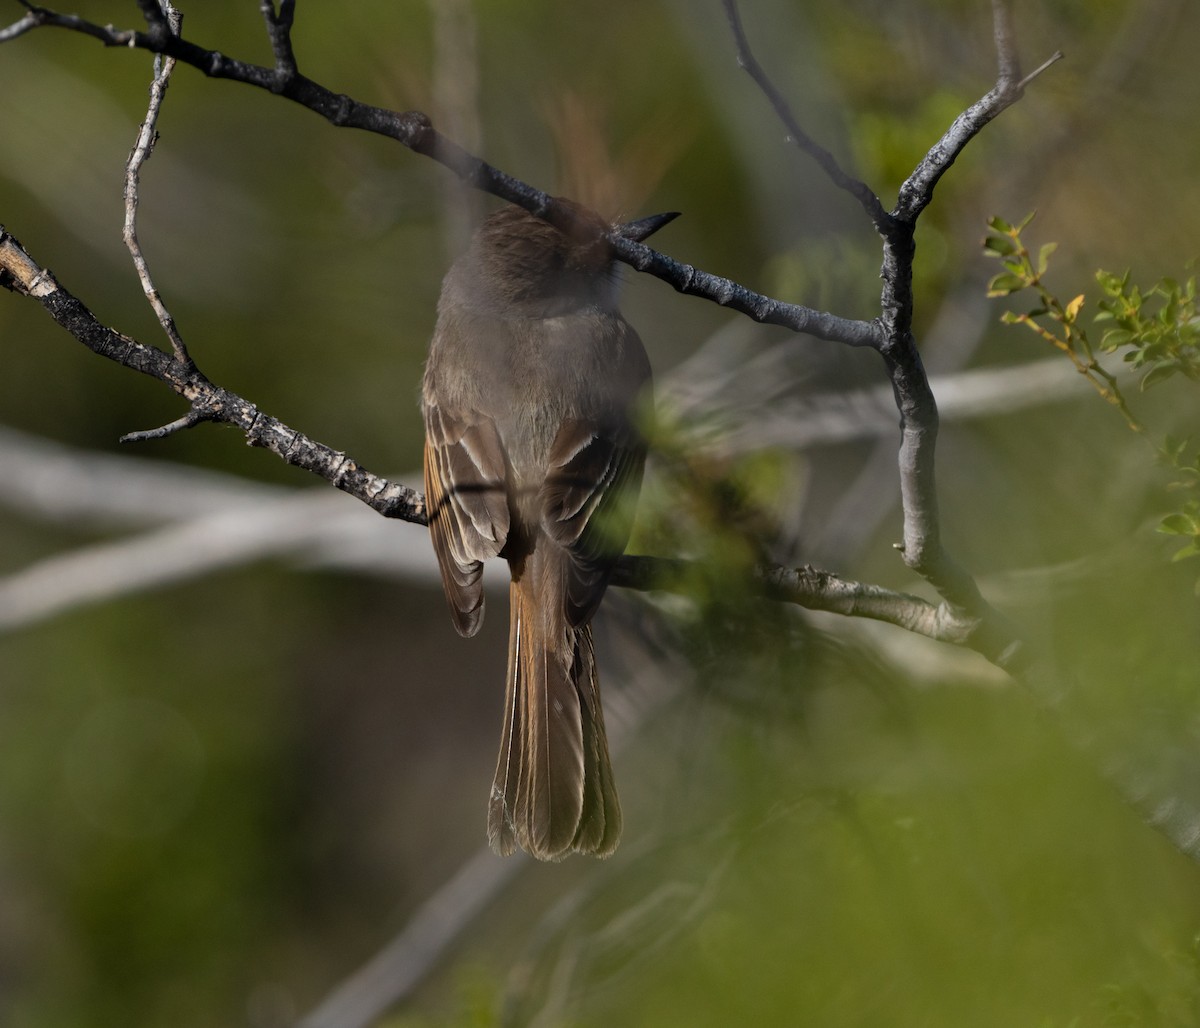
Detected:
[123,1,191,365]
[720,0,891,231]
[260,0,298,84]
[1017,50,1065,90]
[120,408,213,444]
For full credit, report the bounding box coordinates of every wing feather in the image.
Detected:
[423,405,510,636]
[541,419,646,627]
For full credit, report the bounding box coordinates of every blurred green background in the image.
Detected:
[2,1,1200,1025]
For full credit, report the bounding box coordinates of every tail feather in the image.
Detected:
[487,557,621,861]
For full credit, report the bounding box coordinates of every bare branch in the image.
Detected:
[608,232,879,346]
[123,1,191,364]
[862,0,1062,616]
[613,556,1025,668]
[0,3,877,347]
[119,409,213,443]
[0,7,39,42]
[894,0,1059,223]
[1017,50,1065,91]
[720,0,890,230]
[0,226,425,525]
[990,0,1023,86]
[260,0,298,85]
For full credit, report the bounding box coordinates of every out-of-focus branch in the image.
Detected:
[0,346,1095,635]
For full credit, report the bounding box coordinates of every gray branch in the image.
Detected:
[0,227,425,523]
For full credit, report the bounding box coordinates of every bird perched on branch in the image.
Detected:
[422,200,676,860]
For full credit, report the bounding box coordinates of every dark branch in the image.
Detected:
[260,0,298,85]
[0,226,425,525]
[608,233,879,346]
[0,4,878,348]
[720,0,891,232]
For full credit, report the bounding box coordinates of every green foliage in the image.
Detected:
[985,214,1200,583]
[1095,269,1200,388]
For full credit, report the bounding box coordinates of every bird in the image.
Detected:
[421,199,676,860]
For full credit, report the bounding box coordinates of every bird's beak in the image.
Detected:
[617,211,681,242]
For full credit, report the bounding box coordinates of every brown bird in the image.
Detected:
[421,201,676,860]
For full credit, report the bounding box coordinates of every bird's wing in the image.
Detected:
[423,404,510,637]
[540,416,646,628]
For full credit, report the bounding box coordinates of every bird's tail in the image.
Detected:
[487,550,621,860]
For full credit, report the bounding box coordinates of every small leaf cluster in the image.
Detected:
[1095,269,1200,390]
[984,214,1200,581]
[983,213,1135,427]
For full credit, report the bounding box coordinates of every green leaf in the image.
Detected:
[1158,512,1196,535]
[1036,241,1058,276]
[986,215,1014,234]
[1161,435,1189,463]
[1170,539,1200,562]
[982,235,1016,257]
[987,273,1026,297]
[1140,361,1180,390]
[1095,269,1128,296]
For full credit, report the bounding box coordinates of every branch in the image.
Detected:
[720,0,890,231]
[710,0,1058,620]
[260,0,298,84]
[0,226,425,524]
[0,5,37,41]
[1,3,876,348]
[870,0,1059,613]
[613,557,1025,669]
[893,0,1061,223]
[123,0,191,365]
